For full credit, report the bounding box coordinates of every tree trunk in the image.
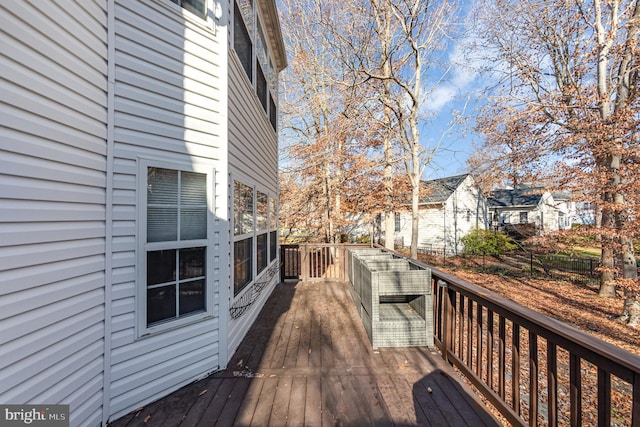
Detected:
[599,203,617,297]
[384,212,395,250]
[625,296,640,328]
[383,130,395,250]
[410,141,420,259]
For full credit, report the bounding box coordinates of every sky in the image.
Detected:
[419,10,487,181]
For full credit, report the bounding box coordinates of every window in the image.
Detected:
[519,212,528,224]
[256,64,268,112]
[233,0,279,130]
[233,182,278,298]
[142,166,211,332]
[234,181,254,295]
[394,213,401,233]
[269,196,277,261]
[269,94,277,130]
[234,2,253,82]
[170,0,207,19]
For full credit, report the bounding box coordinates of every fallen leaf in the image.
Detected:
[143,415,151,423]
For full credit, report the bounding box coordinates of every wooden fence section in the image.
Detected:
[280,243,640,427]
[280,243,371,282]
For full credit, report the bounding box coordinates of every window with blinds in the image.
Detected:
[145,167,208,328]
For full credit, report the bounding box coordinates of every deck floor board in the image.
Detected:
[109,280,500,426]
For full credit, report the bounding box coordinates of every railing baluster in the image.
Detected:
[634,372,640,427]
[467,299,474,370]
[597,368,610,427]
[570,354,582,427]
[448,290,457,363]
[459,294,465,358]
[529,331,538,427]
[487,309,494,390]
[499,316,506,400]
[513,324,521,415]
[547,342,558,427]
[477,304,483,378]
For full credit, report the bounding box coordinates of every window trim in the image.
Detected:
[137,158,216,338]
[231,178,279,301]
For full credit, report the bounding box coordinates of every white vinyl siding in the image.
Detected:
[0,1,108,426]
[227,2,280,356]
[108,0,228,420]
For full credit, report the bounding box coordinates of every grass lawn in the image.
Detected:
[562,245,601,258]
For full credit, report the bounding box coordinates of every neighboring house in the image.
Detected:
[1,1,286,425]
[552,192,578,229]
[487,188,562,235]
[553,192,596,227]
[391,174,488,255]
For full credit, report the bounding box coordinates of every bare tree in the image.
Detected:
[279,0,384,243]
[351,0,461,258]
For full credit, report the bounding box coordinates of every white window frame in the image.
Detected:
[268,194,278,263]
[231,178,278,301]
[233,180,255,296]
[137,158,216,338]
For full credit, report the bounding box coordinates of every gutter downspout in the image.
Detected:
[102,0,116,423]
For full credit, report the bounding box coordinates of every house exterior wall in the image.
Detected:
[226,0,281,359]
[3,0,284,424]
[107,0,228,420]
[0,2,108,426]
[538,192,559,233]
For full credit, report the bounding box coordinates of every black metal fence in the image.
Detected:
[415,248,601,286]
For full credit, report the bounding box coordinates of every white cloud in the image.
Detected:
[424,42,479,113]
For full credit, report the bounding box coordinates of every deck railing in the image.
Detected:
[280,243,640,427]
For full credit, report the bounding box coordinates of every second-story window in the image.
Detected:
[234,2,253,83]
[233,0,279,131]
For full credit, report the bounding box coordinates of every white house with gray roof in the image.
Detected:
[391,174,489,255]
[487,187,566,235]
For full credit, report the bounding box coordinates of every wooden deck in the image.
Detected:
[109,280,500,427]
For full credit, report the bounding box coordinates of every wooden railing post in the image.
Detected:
[301,244,309,280]
[438,280,454,364]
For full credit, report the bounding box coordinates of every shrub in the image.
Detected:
[461,228,517,256]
